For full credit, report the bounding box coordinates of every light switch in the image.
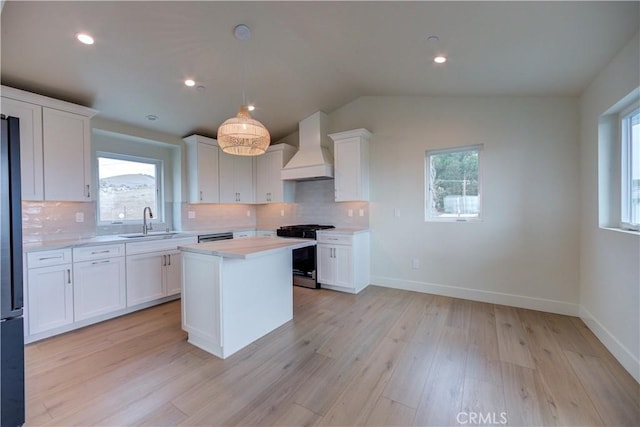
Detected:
[246,210,251,217]
[280,209,285,217]
[75,212,84,222]
[348,209,353,217]
[359,209,365,217]
[394,208,401,217]
[188,211,196,219]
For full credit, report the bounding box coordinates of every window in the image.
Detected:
[621,105,640,230]
[97,153,162,224]
[425,145,482,221]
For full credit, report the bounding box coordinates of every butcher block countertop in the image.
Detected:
[178,236,315,259]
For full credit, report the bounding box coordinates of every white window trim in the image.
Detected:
[425,144,483,223]
[620,102,640,231]
[96,151,164,226]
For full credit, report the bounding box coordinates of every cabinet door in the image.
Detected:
[0,97,44,200]
[219,153,254,203]
[42,107,91,201]
[165,251,182,296]
[27,264,73,334]
[196,142,219,203]
[316,244,336,285]
[333,245,353,288]
[256,150,279,203]
[73,257,126,321]
[126,253,164,306]
[334,139,361,202]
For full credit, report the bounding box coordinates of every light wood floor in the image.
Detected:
[25,286,639,426]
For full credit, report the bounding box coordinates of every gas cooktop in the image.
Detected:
[276,224,335,239]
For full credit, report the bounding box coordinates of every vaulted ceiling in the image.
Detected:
[1,1,638,141]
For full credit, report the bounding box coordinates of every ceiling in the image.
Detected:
[1,1,638,142]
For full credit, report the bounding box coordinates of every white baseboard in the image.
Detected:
[579,305,640,383]
[371,276,579,316]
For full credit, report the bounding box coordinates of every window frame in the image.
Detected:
[425,144,483,222]
[96,151,164,226]
[620,102,640,231]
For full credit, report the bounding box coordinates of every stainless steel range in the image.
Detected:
[277,224,334,288]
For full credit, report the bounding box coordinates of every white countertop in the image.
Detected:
[22,232,200,252]
[179,237,316,259]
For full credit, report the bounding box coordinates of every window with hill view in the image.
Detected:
[426,145,482,221]
[97,154,162,223]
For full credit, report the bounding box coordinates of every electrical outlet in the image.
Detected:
[188,211,196,219]
[280,209,285,217]
[359,209,365,217]
[348,209,353,217]
[246,210,251,217]
[412,259,420,269]
[75,212,84,223]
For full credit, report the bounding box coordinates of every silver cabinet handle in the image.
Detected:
[91,260,111,265]
[162,255,166,266]
[200,190,203,201]
[167,254,171,266]
[86,184,91,198]
[38,255,63,261]
[91,250,111,255]
[67,269,71,284]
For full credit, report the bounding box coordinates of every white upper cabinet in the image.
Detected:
[184,135,220,203]
[329,129,372,202]
[42,108,92,201]
[219,151,254,203]
[1,85,97,202]
[255,144,297,204]
[0,97,44,200]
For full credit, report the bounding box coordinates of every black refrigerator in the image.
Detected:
[0,115,26,427]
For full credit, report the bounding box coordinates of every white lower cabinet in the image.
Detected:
[27,263,73,335]
[73,257,126,321]
[26,249,74,335]
[317,231,370,294]
[24,236,196,343]
[126,252,165,306]
[165,251,183,296]
[126,250,184,305]
[72,244,126,321]
[317,244,353,288]
[126,237,196,307]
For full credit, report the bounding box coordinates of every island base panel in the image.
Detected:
[182,251,293,359]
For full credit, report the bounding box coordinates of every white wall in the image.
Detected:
[579,32,640,382]
[330,95,581,314]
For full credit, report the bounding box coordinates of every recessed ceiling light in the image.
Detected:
[185,79,196,87]
[76,33,94,45]
[146,115,158,121]
[434,56,447,64]
[247,105,256,111]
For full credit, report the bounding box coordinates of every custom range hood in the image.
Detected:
[281,111,333,181]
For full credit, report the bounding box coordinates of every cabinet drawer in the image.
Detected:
[27,248,72,268]
[316,233,353,245]
[126,236,197,255]
[73,244,125,262]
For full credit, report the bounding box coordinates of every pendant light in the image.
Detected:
[217,24,270,156]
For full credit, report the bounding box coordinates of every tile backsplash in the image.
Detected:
[180,203,257,231]
[256,180,370,229]
[22,201,96,243]
[21,180,369,242]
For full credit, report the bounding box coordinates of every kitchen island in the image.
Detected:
[178,237,315,359]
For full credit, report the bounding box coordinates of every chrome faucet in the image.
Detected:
[142,206,154,235]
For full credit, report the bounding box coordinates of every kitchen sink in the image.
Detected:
[119,231,181,238]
